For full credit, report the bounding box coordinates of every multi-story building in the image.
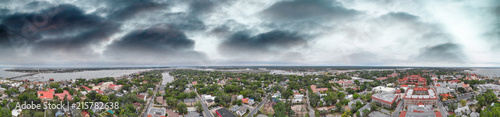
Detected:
[398,74,427,87]
[403,87,438,108]
[371,93,400,109]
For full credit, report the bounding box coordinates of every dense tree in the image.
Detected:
[49,82,60,88]
[273,101,294,116]
[282,89,294,99]
[195,101,203,112]
[0,107,12,117]
[177,102,188,114]
[460,99,467,107]
[353,93,360,99]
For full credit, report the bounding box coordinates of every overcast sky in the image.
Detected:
[0,0,499,67]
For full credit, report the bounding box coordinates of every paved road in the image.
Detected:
[246,96,268,117]
[442,92,475,105]
[456,93,475,100]
[142,80,160,117]
[391,101,403,117]
[306,91,315,117]
[437,101,448,117]
[195,90,213,117]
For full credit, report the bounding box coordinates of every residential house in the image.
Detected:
[236,106,247,116]
[137,93,148,101]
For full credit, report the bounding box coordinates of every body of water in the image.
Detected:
[466,68,500,78]
[14,69,151,81]
[0,68,28,78]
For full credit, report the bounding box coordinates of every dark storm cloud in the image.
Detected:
[381,12,419,21]
[416,43,466,62]
[104,27,206,63]
[219,30,308,56]
[375,12,424,28]
[162,13,206,31]
[107,0,168,21]
[23,1,52,10]
[1,4,119,57]
[0,24,9,45]
[189,0,216,15]
[262,0,359,22]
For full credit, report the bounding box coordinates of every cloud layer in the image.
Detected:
[0,0,499,67]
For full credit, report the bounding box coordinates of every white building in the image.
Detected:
[100,82,114,91]
[236,106,247,116]
[12,109,21,117]
[454,106,471,116]
[293,94,304,103]
[373,86,396,94]
[202,95,216,101]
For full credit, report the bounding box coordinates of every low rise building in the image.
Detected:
[147,107,166,117]
[311,85,328,93]
[236,106,247,116]
[293,93,304,103]
[373,86,396,94]
[403,88,438,108]
[337,80,354,87]
[454,106,471,116]
[399,104,441,117]
[216,108,237,117]
[371,93,399,109]
[54,90,72,100]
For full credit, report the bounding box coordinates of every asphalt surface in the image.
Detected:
[391,101,403,117]
[142,81,159,117]
[195,90,213,117]
[246,96,268,117]
[306,91,315,117]
[437,101,448,117]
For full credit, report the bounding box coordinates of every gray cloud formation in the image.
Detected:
[107,0,168,21]
[262,0,359,22]
[1,4,119,60]
[0,0,498,67]
[104,27,206,64]
[219,30,308,61]
[416,43,466,63]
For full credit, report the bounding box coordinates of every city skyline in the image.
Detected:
[1,0,500,67]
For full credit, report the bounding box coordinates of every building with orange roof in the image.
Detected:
[37,90,53,101]
[82,85,92,91]
[398,74,426,87]
[95,89,104,94]
[82,111,90,117]
[242,98,249,103]
[399,104,442,117]
[376,77,388,81]
[108,84,122,91]
[310,85,328,93]
[388,71,400,78]
[403,87,438,108]
[54,90,72,100]
[336,80,353,87]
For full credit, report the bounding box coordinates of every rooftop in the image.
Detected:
[216,108,237,117]
[372,93,399,104]
[400,105,440,117]
[405,88,437,99]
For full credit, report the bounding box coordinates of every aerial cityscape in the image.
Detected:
[1,0,500,117]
